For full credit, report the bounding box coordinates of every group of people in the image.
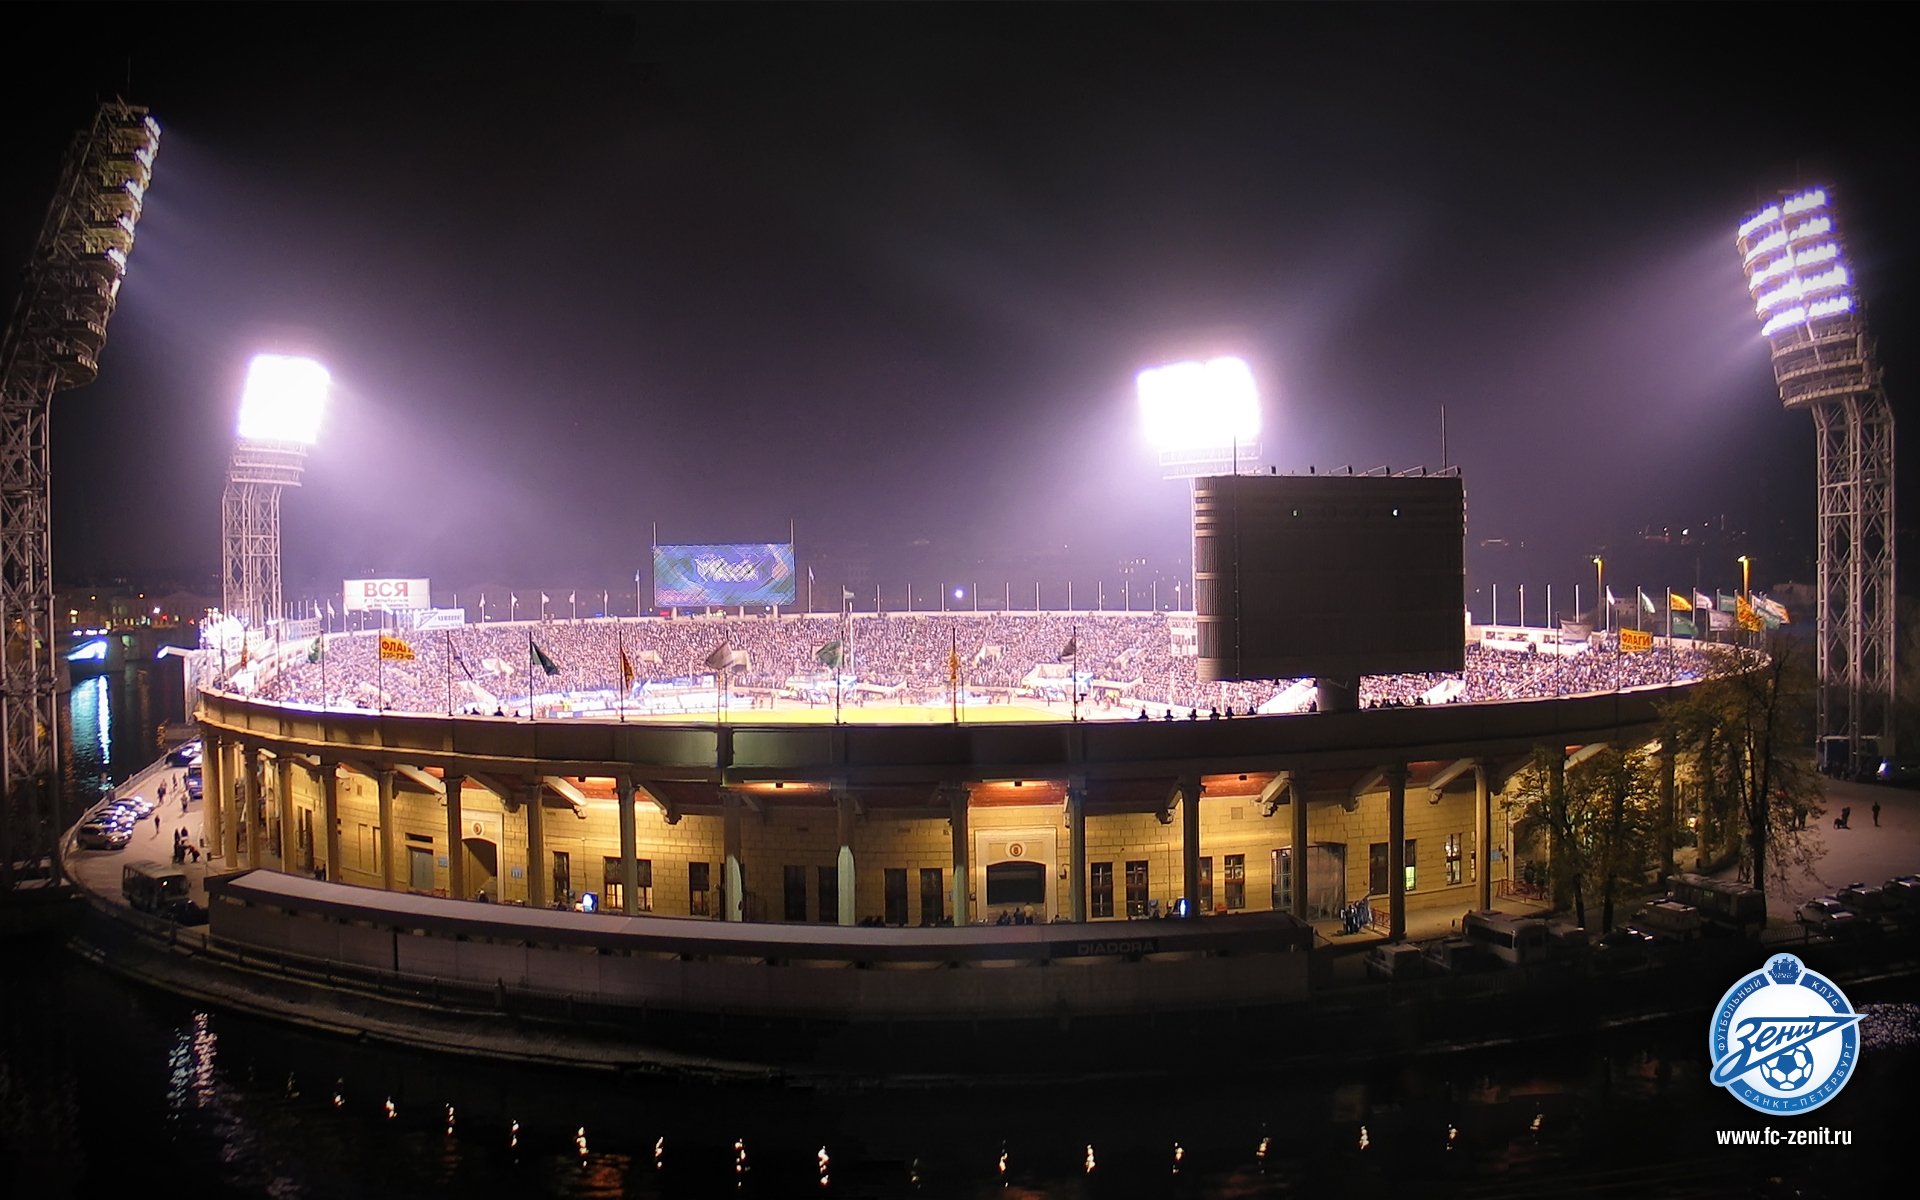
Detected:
[238,613,1729,719]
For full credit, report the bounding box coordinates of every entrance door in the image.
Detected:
[1305,843,1347,919]
[464,838,499,901]
[883,868,908,926]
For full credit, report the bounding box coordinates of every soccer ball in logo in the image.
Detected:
[1760,1045,1814,1091]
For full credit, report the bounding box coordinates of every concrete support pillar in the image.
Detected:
[522,783,545,902]
[835,791,857,926]
[524,783,547,908]
[223,740,243,863]
[243,744,264,868]
[945,785,969,926]
[721,789,745,922]
[1474,760,1492,912]
[1290,770,1310,920]
[319,762,341,882]
[1658,740,1677,881]
[377,769,396,892]
[616,776,638,916]
[203,733,224,861]
[1386,764,1408,941]
[276,755,297,871]
[1066,778,1088,923]
[1178,774,1202,915]
[444,772,466,901]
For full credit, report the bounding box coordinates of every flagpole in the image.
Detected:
[377,614,385,712]
[950,626,958,724]
[528,631,534,721]
[616,621,626,724]
[1072,623,1080,723]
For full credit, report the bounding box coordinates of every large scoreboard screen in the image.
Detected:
[1193,474,1465,681]
[653,543,797,608]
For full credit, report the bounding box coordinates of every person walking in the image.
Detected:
[153,813,162,836]
[1872,800,1882,827]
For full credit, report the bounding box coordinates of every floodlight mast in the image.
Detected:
[1138,357,1263,615]
[0,102,159,889]
[221,356,329,633]
[1735,187,1896,771]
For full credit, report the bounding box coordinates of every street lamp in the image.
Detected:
[1592,557,1605,633]
[1738,555,1751,602]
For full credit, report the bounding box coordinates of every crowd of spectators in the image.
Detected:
[243,613,1730,719]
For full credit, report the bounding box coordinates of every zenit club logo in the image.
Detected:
[1709,953,1861,1114]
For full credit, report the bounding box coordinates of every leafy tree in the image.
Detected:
[1658,638,1824,918]
[1508,744,1659,930]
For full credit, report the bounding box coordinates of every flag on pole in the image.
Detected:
[531,638,561,675]
[308,637,324,664]
[1709,608,1734,631]
[619,645,635,692]
[1672,615,1698,639]
[1638,588,1656,614]
[841,587,855,604]
[1735,595,1764,632]
[1717,592,1736,613]
[705,641,731,671]
[379,635,416,661]
[817,640,845,670]
[1754,594,1789,623]
[1604,586,1616,609]
[541,593,551,604]
[568,591,575,604]
[1058,636,1077,661]
[1668,591,1693,612]
[452,644,476,681]
[1694,591,1713,611]
[326,599,336,619]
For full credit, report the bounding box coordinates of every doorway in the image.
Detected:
[463,837,499,902]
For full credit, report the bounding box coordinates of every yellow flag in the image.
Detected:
[1734,595,1763,632]
[379,634,416,661]
[1668,591,1692,612]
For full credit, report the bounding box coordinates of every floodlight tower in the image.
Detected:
[1735,187,1895,770]
[0,102,159,888]
[221,355,329,631]
[1137,356,1262,610]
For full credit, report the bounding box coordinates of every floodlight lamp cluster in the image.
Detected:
[235,354,329,444]
[53,106,161,386]
[1136,356,1261,452]
[1736,188,1856,341]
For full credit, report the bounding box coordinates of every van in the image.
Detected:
[1460,909,1551,966]
[1365,942,1427,981]
[123,861,191,918]
[1632,900,1703,942]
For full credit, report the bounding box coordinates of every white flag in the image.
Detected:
[541,593,550,604]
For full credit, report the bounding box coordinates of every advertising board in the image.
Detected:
[343,578,432,612]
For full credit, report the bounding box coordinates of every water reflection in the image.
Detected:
[4,940,1902,1200]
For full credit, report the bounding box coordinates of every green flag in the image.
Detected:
[308,637,323,664]
[817,639,844,670]
[531,639,561,676]
[1672,616,1697,639]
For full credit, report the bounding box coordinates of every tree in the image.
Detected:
[1659,638,1824,919]
[1508,744,1660,930]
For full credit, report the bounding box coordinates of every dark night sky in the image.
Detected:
[3,4,1913,610]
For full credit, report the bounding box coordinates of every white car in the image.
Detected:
[1798,897,1858,937]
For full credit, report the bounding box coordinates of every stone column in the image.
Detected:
[1474,760,1492,912]
[1066,778,1088,923]
[835,790,857,926]
[524,783,546,908]
[319,762,341,882]
[444,772,466,900]
[1386,764,1408,941]
[721,789,745,922]
[616,776,638,916]
[223,740,243,863]
[945,785,969,926]
[203,733,224,861]
[277,755,297,871]
[377,769,397,891]
[243,744,264,868]
[1178,775,1202,915]
[1290,770,1310,920]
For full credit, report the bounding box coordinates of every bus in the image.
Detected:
[1460,910,1550,966]
[123,861,192,919]
[1664,873,1766,936]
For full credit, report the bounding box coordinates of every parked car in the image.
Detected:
[1882,875,1920,919]
[118,795,155,819]
[76,820,131,851]
[1876,757,1920,787]
[1592,927,1658,974]
[1836,883,1887,922]
[1798,897,1860,937]
[184,766,204,800]
[165,740,203,768]
[1365,942,1428,981]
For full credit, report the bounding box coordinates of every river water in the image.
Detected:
[3,672,1906,1198]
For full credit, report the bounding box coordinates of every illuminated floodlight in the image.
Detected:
[236,354,330,444]
[1137,357,1260,452]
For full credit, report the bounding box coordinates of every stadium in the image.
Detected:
[185,589,1735,1028]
